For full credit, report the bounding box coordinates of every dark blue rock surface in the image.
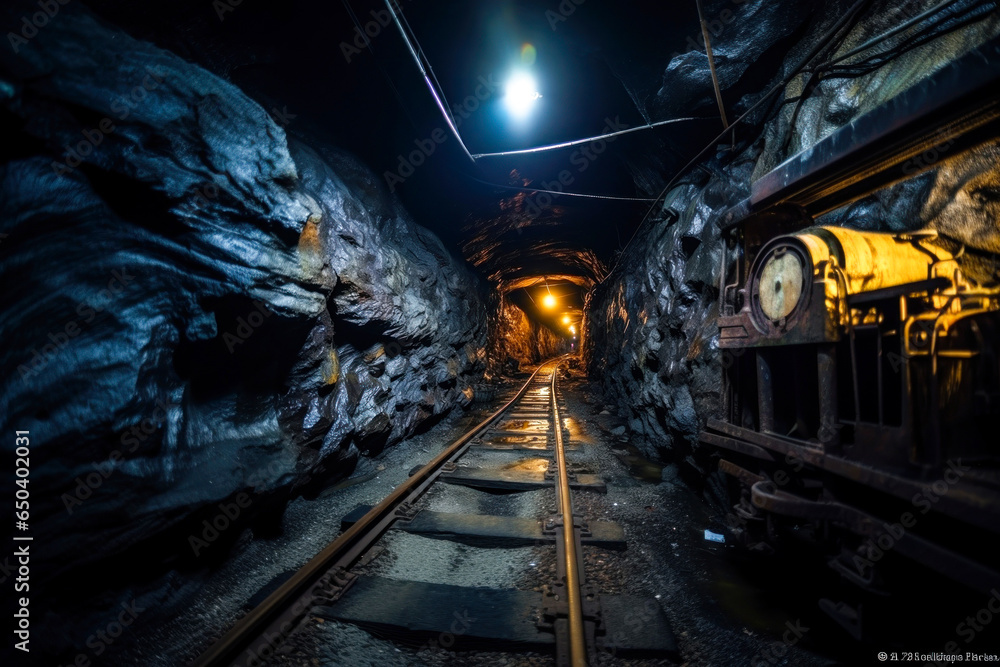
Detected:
[0,2,486,592]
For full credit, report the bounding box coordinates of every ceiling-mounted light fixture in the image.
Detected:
[504,71,541,119]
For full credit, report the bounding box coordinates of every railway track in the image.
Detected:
[193,358,677,666]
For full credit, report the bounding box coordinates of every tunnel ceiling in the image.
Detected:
[75,0,822,303]
[74,0,723,288]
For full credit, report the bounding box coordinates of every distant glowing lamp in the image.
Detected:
[504,72,541,118]
[542,293,557,309]
[561,315,571,324]
[569,325,577,335]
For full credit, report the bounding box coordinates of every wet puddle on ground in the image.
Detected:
[666,473,829,641]
[495,419,551,432]
[611,442,664,482]
[485,435,549,446]
[609,442,813,636]
[499,457,550,473]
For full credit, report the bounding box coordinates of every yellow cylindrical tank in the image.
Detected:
[796,227,954,294]
[751,227,958,328]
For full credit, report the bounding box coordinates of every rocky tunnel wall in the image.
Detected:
[0,2,487,589]
[583,0,1000,469]
[486,293,568,377]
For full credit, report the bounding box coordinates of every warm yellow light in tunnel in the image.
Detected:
[568,325,577,335]
[561,315,571,324]
[542,293,557,309]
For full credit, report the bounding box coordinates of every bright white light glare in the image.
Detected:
[505,72,541,117]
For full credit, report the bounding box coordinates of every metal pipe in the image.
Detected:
[551,365,587,666]
[600,0,870,284]
[817,344,840,450]
[695,0,729,130]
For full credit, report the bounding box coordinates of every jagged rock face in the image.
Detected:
[653,0,816,120]
[586,0,1000,465]
[0,2,485,589]
[486,294,568,376]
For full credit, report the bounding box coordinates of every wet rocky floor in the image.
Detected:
[95,365,854,666]
[258,366,841,666]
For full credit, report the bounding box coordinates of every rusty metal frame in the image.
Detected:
[716,37,1000,230]
[704,419,1000,533]
[747,479,1000,594]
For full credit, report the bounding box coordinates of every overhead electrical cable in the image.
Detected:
[600,0,873,284]
[470,116,714,159]
[383,0,477,163]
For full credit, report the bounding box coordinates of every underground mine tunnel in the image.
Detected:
[2,0,1000,665]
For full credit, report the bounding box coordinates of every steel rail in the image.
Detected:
[550,363,587,666]
[192,360,563,667]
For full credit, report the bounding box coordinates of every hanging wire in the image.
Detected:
[470,116,713,159]
[393,1,463,131]
[380,0,693,202]
[601,0,994,284]
[340,0,419,130]
[464,174,659,202]
[809,0,965,71]
[383,0,476,163]
[813,0,997,78]
[600,0,873,284]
